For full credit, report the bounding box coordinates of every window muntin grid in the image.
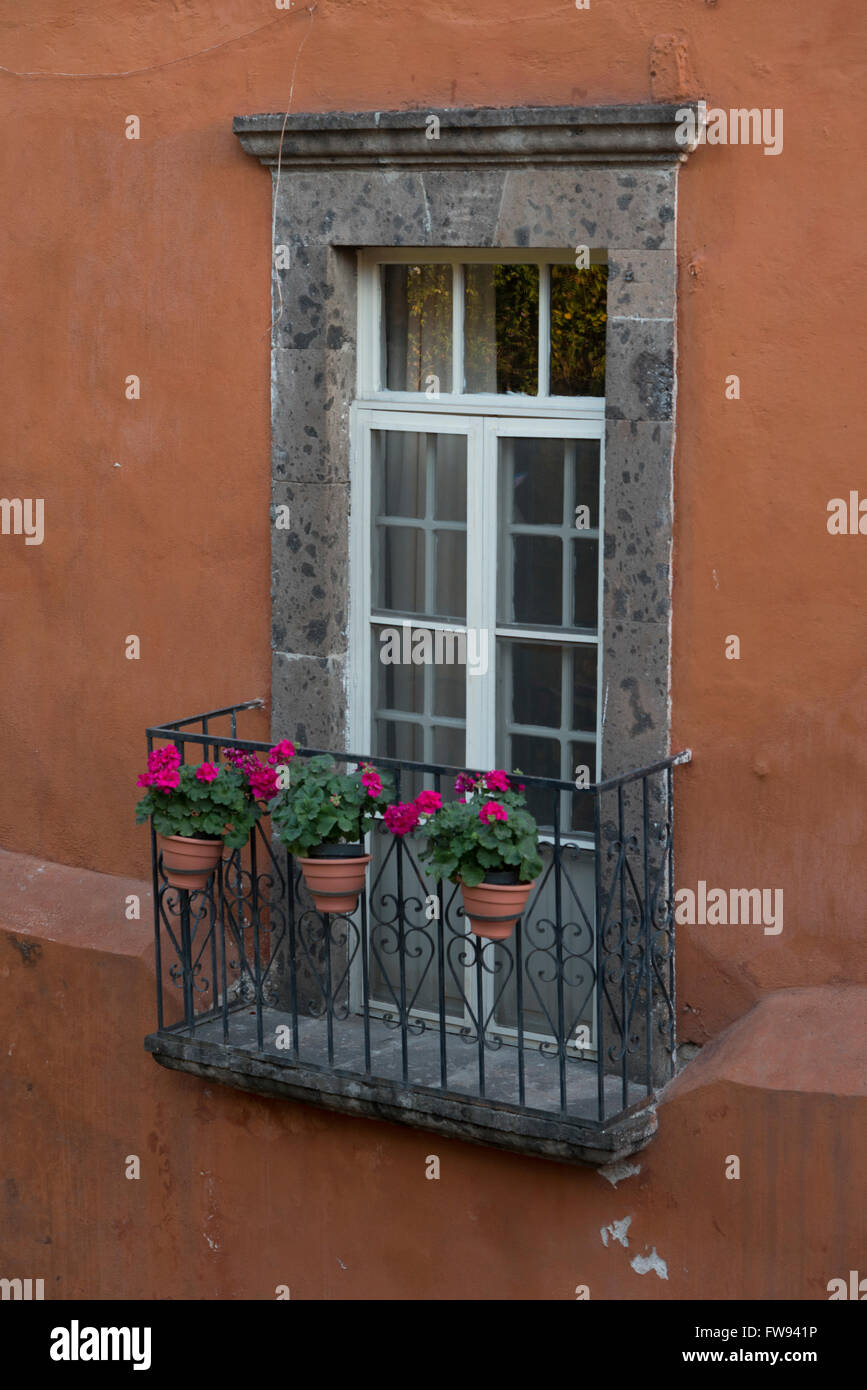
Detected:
[358,248,608,409]
[363,414,603,836]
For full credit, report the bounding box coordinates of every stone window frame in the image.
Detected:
[233,103,698,779]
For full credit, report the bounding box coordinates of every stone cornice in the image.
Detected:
[233,104,700,168]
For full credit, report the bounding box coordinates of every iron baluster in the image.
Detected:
[594,782,605,1124]
[554,790,567,1114]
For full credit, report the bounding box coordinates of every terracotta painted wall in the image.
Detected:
[1,851,864,1300]
[0,5,864,1082]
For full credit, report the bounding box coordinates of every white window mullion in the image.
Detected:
[355,258,374,396]
[595,427,606,780]
[562,438,576,632]
[465,418,496,772]
[348,403,373,766]
[500,438,514,628]
[538,263,551,398]
[424,433,436,618]
[452,262,465,395]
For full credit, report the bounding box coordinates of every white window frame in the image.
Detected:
[348,250,606,1055]
[349,409,604,795]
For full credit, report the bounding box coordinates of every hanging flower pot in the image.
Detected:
[137,739,294,893]
[270,754,395,915]
[297,843,372,915]
[382,769,543,942]
[157,834,223,892]
[459,869,536,940]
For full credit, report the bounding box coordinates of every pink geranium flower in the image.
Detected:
[484,769,511,793]
[154,769,180,792]
[361,765,383,798]
[414,789,442,816]
[479,801,507,825]
[196,763,219,783]
[384,802,420,836]
[149,746,180,773]
[454,772,478,796]
[139,745,182,787]
[267,739,296,766]
[222,747,278,801]
[246,760,279,800]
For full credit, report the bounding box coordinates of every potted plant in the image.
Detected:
[385,771,542,940]
[136,739,295,891]
[269,755,394,914]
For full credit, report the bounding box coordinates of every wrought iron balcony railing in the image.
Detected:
[144,701,691,1166]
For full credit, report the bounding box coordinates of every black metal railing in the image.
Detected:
[145,701,691,1148]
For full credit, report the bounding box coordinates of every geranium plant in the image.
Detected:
[268,755,395,915]
[269,755,394,858]
[134,747,259,849]
[389,770,543,888]
[135,738,296,848]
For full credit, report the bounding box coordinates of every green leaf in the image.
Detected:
[460,863,485,888]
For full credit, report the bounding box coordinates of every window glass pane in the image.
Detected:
[510,437,564,525]
[432,724,465,770]
[572,646,598,733]
[508,643,562,728]
[573,440,601,529]
[550,264,607,396]
[498,434,600,632]
[434,530,466,621]
[433,657,465,720]
[572,540,599,630]
[498,640,597,744]
[508,734,560,829]
[375,719,423,765]
[570,743,597,834]
[378,526,425,614]
[433,433,467,522]
[392,765,425,804]
[384,264,452,392]
[512,535,562,626]
[497,641,598,830]
[373,627,424,715]
[376,430,425,518]
[464,264,539,394]
[373,430,467,620]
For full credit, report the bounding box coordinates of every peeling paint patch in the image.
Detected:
[601,1215,632,1248]
[631,1246,668,1279]
[599,1160,641,1188]
[9,936,41,966]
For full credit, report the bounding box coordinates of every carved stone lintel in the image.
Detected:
[233,103,702,168]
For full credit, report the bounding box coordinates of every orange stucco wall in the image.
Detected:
[1,2,865,1298]
[1,850,864,1300]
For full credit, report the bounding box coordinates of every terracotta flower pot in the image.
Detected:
[459,876,536,940]
[157,834,223,892]
[297,848,372,915]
